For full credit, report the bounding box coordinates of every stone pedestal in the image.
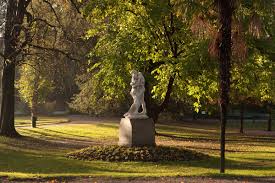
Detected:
[118,118,155,147]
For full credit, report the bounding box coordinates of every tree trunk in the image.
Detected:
[240,102,244,133]
[144,75,175,124]
[218,0,233,174]
[144,81,159,123]
[0,0,31,137]
[0,0,18,137]
[0,62,19,137]
[31,79,38,128]
[31,109,37,128]
[143,7,178,124]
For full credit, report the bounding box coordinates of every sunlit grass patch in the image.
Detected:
[18,123,118,141]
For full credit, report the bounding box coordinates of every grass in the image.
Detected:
[15,116,69,127]
[0,116,275,180]
[227,119,275,131]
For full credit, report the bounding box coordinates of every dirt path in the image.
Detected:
[67,115,120,124]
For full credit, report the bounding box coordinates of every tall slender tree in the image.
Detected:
[217,0,234,173]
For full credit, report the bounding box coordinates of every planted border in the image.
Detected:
[67,145,208,162]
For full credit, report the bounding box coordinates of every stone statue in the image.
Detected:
[124,70,148,119]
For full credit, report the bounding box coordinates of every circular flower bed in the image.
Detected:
[66,145,208,162]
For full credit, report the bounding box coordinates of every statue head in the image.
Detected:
[130,70,138,76]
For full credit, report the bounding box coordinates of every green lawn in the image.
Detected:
[15,116,69,127]
[0,116,275,180]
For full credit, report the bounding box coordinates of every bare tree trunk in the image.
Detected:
[31,108,37,128]
[217,0,234,174]
[31,79,38,128]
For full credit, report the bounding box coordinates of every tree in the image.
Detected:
[0,0,32,137]
[25,0,92,113]
[231,52,274,133]
[16,61,54,127]
[216,0,274,173]
[229,0,275,133]
[71,0,210,122]
[0,0,88,137]
[215,0,235,173]
[186,0,274,172]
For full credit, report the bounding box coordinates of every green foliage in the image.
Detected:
[230,42,275,105]
[72,0,212,114]
[70,0,275,115]
[21,0,92,111]
[70,72,128,115]
[16,63,54,110]
[67,145,208,162]
[228,0,275,105]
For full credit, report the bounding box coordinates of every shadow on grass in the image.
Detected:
[1,146,274,176]
[151,155,275,172]
[0,135,88,151]
[0,149,135,175]
[157,131,275,147]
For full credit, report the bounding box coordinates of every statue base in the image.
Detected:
[118,118,155,147]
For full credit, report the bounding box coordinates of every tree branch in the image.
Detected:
[41,0,61,25]
[28,43,81,62]
[69,0,81,14]
[33,17,56,28]
[163,20,174,53]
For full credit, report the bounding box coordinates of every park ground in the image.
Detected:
[0,115,275,183]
